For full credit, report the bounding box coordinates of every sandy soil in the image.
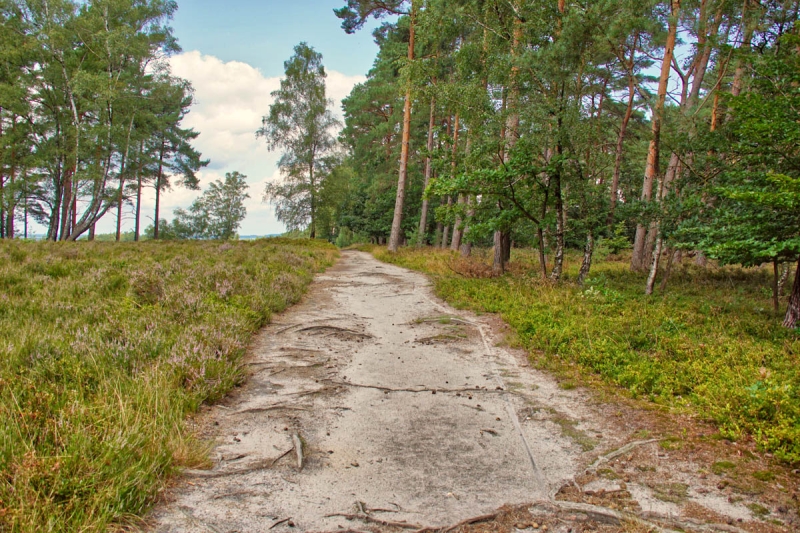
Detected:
[148,251,797,533]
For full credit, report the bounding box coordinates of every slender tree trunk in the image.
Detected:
[550,166,565,280]
[783,259,800,328]
[7,151,15,239]
[537,227,548,279]
[134,140,144,241]
[460,196,475,257]
[418,96,436,245]
[550,108,566,281]
[449,113,462,250]
[492,230,504,277]
[493,8,523,274]
[659,247,676,293]
[779,262,790,297]
[154,141,165,240]
[609,41,637,227]
[632,0,680,271]
[310,160,316,239]
[388,1,417,252]
[578,232,594,285]
[441,196,452,248]
[645,236,665,295]
[773,258,781,312]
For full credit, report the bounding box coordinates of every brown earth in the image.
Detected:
[147,251,798,533]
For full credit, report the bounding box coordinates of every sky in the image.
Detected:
[93,0,389,237]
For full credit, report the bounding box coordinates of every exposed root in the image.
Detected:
[269,517,292,529]
[233,404,310,415]
[413,512,499,533]
[183,448,293,479]
[299,325,374,339]
[587,439,659,471]
[325,513,422,529]
[324,379,511,396]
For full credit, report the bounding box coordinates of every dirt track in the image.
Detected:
[149,251,794,533]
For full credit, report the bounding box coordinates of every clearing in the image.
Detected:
[149,251,796,533]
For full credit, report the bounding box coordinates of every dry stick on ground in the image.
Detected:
[234,405,310,415]
[269,517,292,529]
[413,512,499,533]
[183,448,293,479]
[325,513,423,530]
[323,379,511,396]
[292,432,304,471]
[586,439,659,471]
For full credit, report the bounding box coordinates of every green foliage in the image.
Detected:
[257,42,339,239]
[169,171,251,240]
[0,239,337,531]
[368,247,800,464]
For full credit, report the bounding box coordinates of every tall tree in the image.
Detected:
[336,0,418,251]
[257,42,338,238]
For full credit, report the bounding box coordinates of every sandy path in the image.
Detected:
[149,251,785,533]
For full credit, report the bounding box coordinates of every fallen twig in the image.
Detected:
[183,448,293,479]
[587,439,659,471]
[269,517,292,529]
[325,513,422,529]
[234,405,310,415]
[413,512,499,533]
[324,379,511,396]
[292,432,304,471]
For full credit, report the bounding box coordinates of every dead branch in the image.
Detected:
[269,517,292,529]
[234,405,310,415]
[324,379,510,397]
[325,513,422,530]
[182,448,293,479]
[587,439,659,470]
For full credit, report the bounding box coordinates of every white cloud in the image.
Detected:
[88,51,365,237]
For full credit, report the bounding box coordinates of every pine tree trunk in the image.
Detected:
[783,259,800,328]
[134,141,143,242]
[492,230,504,276]
[418,96,436,245]
[460,195,475,257]
[388,2,417,252]
[449,114,462,250]
[7,153,15,239]
[632,0,680,271]
[609,56,636,228]
[493,8,522,275]
[550,132,565,281]
[154,141,165,240]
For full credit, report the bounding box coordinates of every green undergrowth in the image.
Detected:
[0,238,337,532]
[363,245,800,464]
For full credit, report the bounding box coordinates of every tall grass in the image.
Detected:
[0,239,337,531]
[367,246,800,465]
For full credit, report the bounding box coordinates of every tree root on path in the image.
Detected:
[299,325,374,339]
[324,379,513,397]
[325,513,422,530]
[413,512,499,533]
[182,448,293,479]
[233,404,310,415]
[586,439,660,471]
